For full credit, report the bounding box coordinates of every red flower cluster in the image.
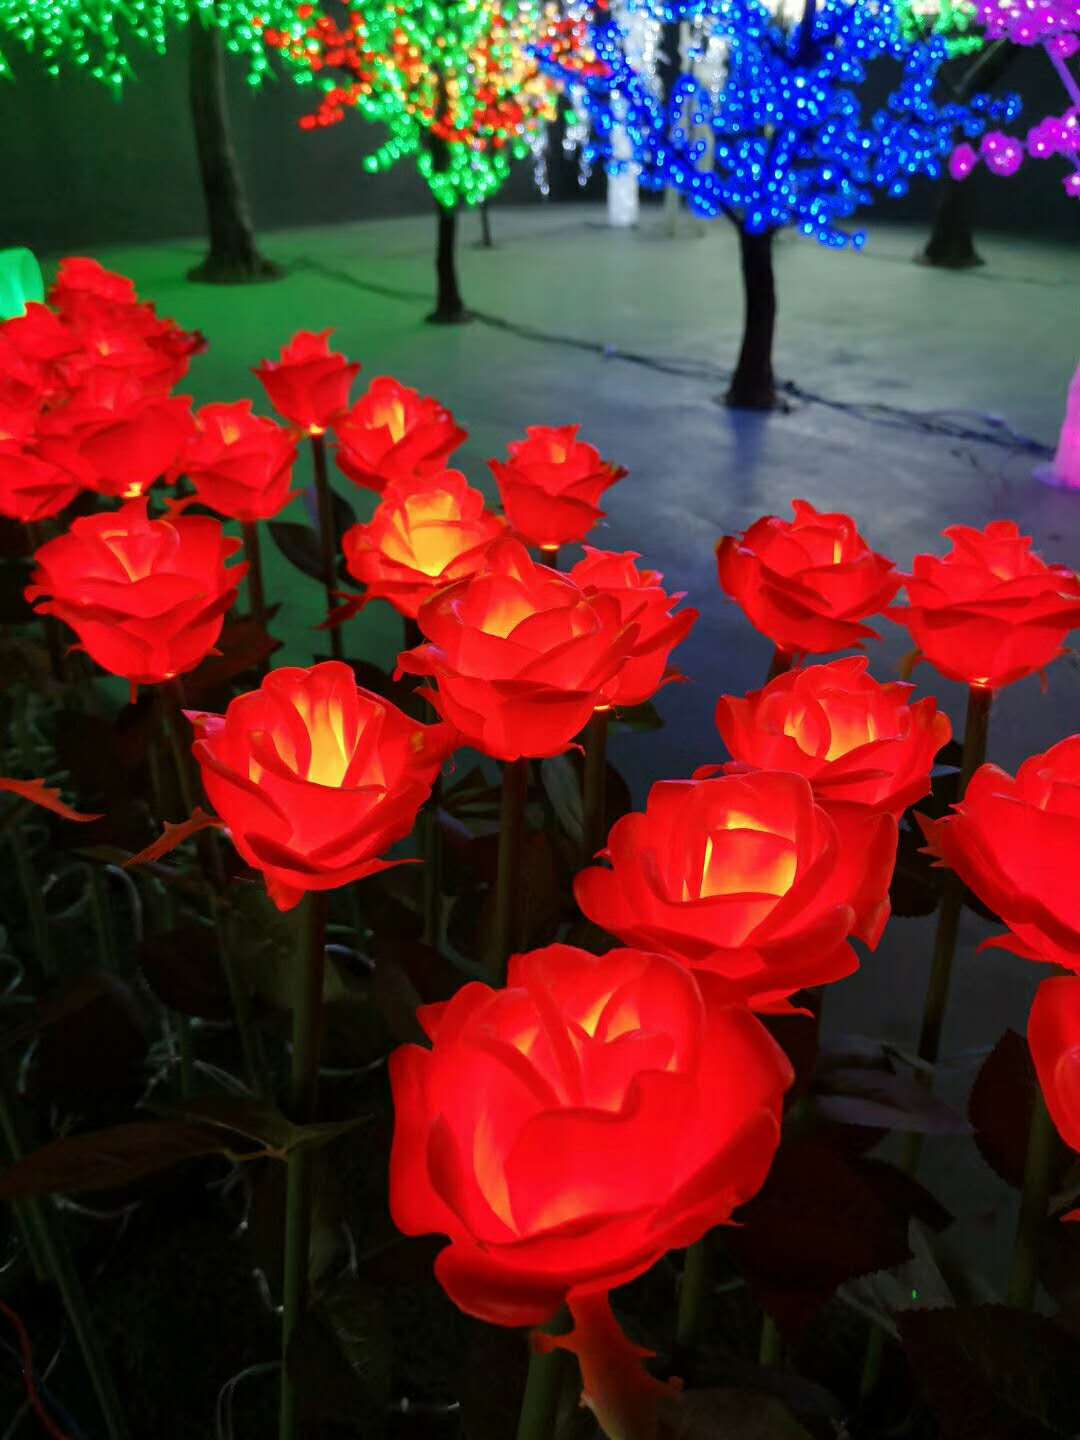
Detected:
[335,376,466,492]
[576,769,880,1011]
[390,944,791,1324]
[888,521,1080,690]
[0,258,202,519]
[490,425,626,551]
[922,736,1080,972]
[189,661,457,910]
[26,498,245,689]
[342,470,504,618]
[182,401,299,523]
[715,658,950,945]
[716,499,901,657]
[254,329,360,435]
[396,537,642,760]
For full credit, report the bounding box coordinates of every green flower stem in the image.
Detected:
[88,864,116,971]
[539,545,560,570]
[758,1314,783,1367]
[9,818,51,988]
[1008,1086,1059,1310]
[675,1236,710,1368]
[310,434,344,661]
[242,520,268,632]
[279,892,328,1440]
[859,1327,886,1400]
[581,708,609,868]
[765,647,793,683]
[422,776,443,948]
[493,758,529,983]
[516,1311,569,1440]
[0,1076,131,1440]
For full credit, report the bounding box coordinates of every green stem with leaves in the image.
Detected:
[516,1312,569,1440]
[310,434,343,660]
[279,891,328,1440]
[674,1237,710,1374]
[493,758,528,983]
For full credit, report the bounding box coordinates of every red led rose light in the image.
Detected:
[390,943,791,1326]
[183,401,299,523]
[489,424,627,551]
[51,392,196,500]
[569,546,698,708]
[189,661,457,910]
[575,770,887,1010]
[888,521,1080,690]
[334,376,466,493]
[715,658,950,945]
[0,449,83,523]
[26,498,246,689]
[1029,977,1080,1207]
[716,499,901,657]
[342,470,504,619]
[254,330,360,435]
[921,736,1080,972]
[396,536,640,761]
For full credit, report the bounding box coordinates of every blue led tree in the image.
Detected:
[540,0,1016,407]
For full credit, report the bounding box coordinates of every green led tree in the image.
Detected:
[0,0,288,281]
[265,0,558,320]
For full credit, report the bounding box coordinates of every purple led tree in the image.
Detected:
[540,0,1016,408]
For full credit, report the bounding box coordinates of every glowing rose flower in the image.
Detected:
[189,661,457,910]
[569,547,698,708]
[887,521,1080,690]
[489,425,627,552]
[334,376,467,493]
[49,257,137,308]
[1028,977,1080,1198]
[182,401,299,523]
[26,498,246,688]
[714,658,949,947]
[575,770,887,1010]
[921,737,1080,972]
[342,470,504,619]
[389,943,791,1325]
[395,537,640,761]
[41,391,195,499]
[716,499,901,657]
[254,330,360,435]
[0,449,84,523]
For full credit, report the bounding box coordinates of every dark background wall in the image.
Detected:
[1,30,1076,257]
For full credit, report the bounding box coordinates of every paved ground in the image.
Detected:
[64,204,1080,1279]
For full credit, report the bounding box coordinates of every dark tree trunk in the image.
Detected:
[479,201,494,248]
[727,228,777,411]
[917,40,1018,271]
[919,177,985,268]
[187,15,278,284]
[426,203,469,323]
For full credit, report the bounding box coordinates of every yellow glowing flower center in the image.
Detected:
[220,422,242,446]
[291,693,353,787]
[101,530,152,581]
[373,399,408,444]
[481,592,535,638]
[690,816,797,900]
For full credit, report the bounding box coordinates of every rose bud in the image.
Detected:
[1028,976,1080,1204]
[342,470,504,619]
[25,497,246,690]
[389,943,792,1326]
[489,424,627,552]
[569,546,699,708]
[254,329,360,435]
[888,521,1080,690]
[921,737,1080,972]
[334,376,466,493]
[189,661,457,910]
[395,536,641,761]
[183,401,299,523]
[715,658,951,945]
[716,498,901,658]
[575,769,891,1010]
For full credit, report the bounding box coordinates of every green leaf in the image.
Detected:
[541,754,583,848]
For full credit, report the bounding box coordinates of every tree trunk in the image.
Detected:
[426,203,469,324]
[479,201,494,248]
[726,228,777,411]
[917,40,1018,271]
[187,14,278,284]
[919,177,985,268]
